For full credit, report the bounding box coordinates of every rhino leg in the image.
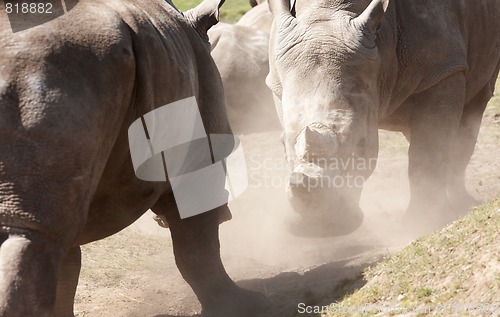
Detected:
[152,193,267,317]
[0,233,61,317]
[54,246,81,317]
[404,73,466,234]
[447,82,495,214]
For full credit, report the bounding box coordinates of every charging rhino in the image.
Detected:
[267,0,500,236]
[0,0,266,316]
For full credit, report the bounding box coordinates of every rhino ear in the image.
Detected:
[186,0,225,36]
[353,0,389,34]
[268,0,296,18]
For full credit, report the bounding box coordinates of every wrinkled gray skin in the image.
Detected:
[267,0,500,236]
[0,0,267,316]
[209,3,279,133]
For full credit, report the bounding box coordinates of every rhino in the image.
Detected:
[267,0,500,236]
[209,3,279,133]
[238,1,273,33]
[0,0,266,316]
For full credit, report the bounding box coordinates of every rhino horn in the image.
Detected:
[352,0,389,46]
[186,0,225,37]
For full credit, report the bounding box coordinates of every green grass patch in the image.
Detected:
[323,197,500,316]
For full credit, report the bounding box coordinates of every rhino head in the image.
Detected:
[267,0,389,237]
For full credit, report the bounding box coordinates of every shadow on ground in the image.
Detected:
[153,315,200,317]
[153,315,199,317]
[152,253,381,317]
[240,257,377,317]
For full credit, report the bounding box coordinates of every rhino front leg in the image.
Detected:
[54,246,81,317]
[404,73,466,235]
[447,79,497,213]
[0,232,61,317]
[152,194,267,317]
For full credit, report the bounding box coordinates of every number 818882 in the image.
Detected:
[5,2,53,14]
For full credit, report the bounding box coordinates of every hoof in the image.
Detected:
[402,202,457,237]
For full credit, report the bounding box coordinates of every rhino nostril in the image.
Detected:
[289,172,306,187]
[0,232,7,246]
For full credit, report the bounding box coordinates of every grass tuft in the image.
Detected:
[324,197,500,316]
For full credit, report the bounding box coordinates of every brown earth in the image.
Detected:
[74,90,500,317]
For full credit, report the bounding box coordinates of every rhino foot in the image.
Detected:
[402,201,457,237]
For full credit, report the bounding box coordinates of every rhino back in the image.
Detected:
[390,0,500,105]
[0,0,139,235]
[79,0,230,243]
[236,2,273,33]
[78,0,230,243]
[0,0,228,242]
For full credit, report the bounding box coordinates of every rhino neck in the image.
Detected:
[295,0,394,20]
[374,0,399,120]
[295,0,364,14]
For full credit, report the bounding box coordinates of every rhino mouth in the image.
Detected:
[285,179,364,237]
[286,199,364,238]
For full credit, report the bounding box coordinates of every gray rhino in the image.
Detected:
[0,0,266,316]
[238,1,273,32]
[267,0,500,236]
[209,3,279,133]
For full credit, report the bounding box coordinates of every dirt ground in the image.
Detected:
[74,97,500,316]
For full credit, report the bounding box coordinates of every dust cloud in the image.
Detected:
[217,129,412,275]
[129,128,414,275]
[122,112,498,316]
[125,128,414,317]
